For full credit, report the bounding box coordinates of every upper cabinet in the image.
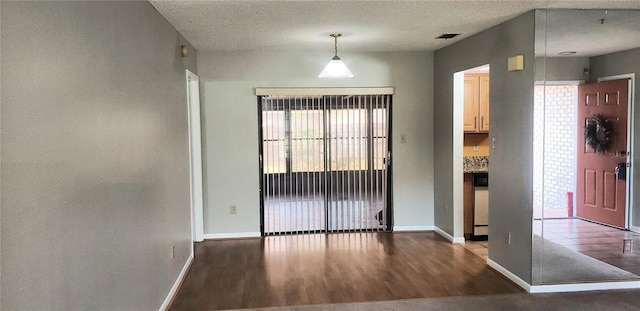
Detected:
[463,73,490,133]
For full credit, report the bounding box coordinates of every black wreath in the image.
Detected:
[584,114,611,153]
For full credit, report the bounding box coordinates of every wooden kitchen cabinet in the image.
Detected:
[463,73,490,133]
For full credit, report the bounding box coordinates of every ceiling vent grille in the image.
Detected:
[436,33,460,39]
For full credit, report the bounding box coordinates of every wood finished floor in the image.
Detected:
[462,240,489,261]
[169,232,522,310]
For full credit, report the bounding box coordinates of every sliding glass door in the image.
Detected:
[258,94,392,235]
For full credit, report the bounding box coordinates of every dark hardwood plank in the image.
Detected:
[169,232,522,310]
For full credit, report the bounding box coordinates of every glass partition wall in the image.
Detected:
[533,9,640,285]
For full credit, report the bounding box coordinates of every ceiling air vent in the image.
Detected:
[436,33,460,40]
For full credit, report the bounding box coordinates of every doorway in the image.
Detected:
[533,77,637,284]
[258,93,393,235]
[453,64,492,259]
[455,64,491,243]
[533,79,631,226]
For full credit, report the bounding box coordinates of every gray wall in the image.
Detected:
[535,57,589,82]
[589,47,640,229]
[434,12,536,283]
[1,1,197,309]
[198,51,434,234]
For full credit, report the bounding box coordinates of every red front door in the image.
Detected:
[576,79,629,228]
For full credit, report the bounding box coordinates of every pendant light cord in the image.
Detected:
[332,33,341,60]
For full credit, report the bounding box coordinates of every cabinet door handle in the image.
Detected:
[481,116,484,130]
[474,117,477,129]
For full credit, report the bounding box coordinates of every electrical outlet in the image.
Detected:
[623,239,633,253]
[230,204,237,214]
[506,232,511,245]
[492,137,497,149]
[473,144,479,151]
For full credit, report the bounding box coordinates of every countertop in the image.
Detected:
[463,156,488,173]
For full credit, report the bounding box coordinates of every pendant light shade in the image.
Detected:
[318,58,354,79]
[318,34,354,78]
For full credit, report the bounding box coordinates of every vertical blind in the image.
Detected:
[259,93,392,235]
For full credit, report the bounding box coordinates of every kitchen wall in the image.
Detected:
[198,51,434,235]
[1,2,197,309]
[434,11,536,283]
[589,47,640,230]
[463,134,490,156]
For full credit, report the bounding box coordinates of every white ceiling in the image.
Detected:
[537,9,640,57]
[150,1,640,53]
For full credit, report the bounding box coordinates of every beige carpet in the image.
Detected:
[532,234,639,284]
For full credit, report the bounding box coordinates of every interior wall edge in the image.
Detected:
[434,10,536,284]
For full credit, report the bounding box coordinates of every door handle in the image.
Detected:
[616,163,627,180]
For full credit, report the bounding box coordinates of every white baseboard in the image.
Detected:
[487,259,531,292]
[204,232,261,240]
[159,253,194,311]
[487,259,640,294]
[434,226,465,243]
[393,225,435,232]
[529,281,640,293]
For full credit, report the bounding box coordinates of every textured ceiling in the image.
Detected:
[536,9,640,57]
[150,1,640,53]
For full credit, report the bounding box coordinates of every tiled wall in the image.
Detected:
[533,85,577,215]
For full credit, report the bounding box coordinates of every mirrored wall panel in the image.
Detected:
[533,9,640,285]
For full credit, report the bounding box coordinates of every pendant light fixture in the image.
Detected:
[318,33,354,78]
